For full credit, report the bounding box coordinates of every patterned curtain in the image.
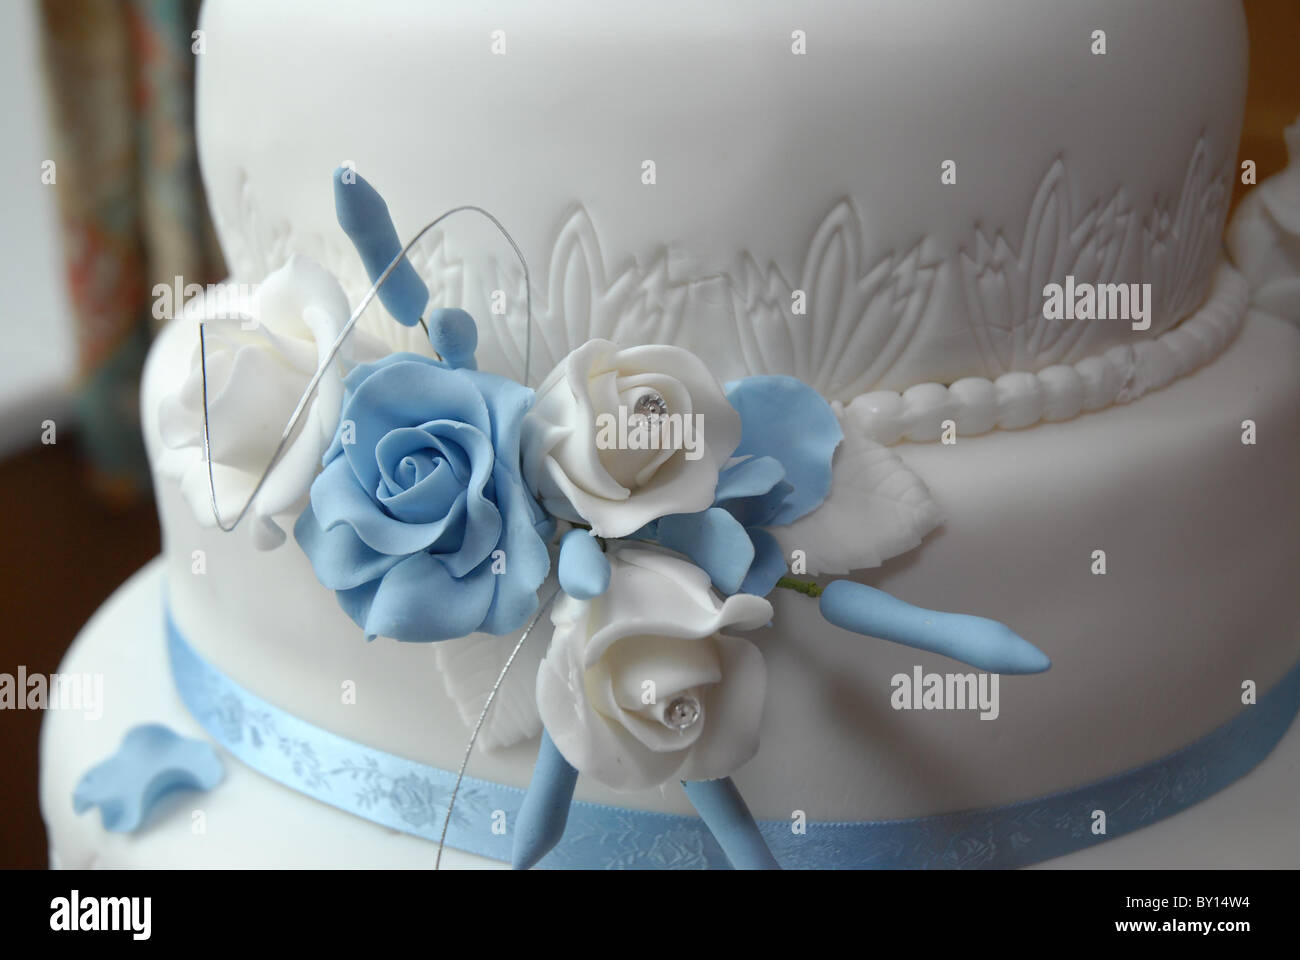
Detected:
[38,0,224,500]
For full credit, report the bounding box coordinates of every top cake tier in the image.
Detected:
[196,0,1247,398]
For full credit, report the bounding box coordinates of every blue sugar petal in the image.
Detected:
[365,553,496,642]
[720,479,794,529]
[725,376,843,526]
[322,352,448,465]
[418,424,499,578]
[656,508,755,596]
[336,579,382,641]
[624,520,660,541]
[529,493,557,542]
[341,359,492,494]
[738,528,788,598]
[715,455,786,503]
[311,457,472,559]
[681,778,780,870]
[73,724,223,834]
[557,529,610,600]
[512,729,580,870]
[333,168,429,326]
[819,580,1052,675]
[374,425,472,491]
[477,465,551,636]
[293,502,402,591]
[373,435,468,526]
[456,367,535,467]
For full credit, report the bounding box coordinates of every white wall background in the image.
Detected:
[0,0,76,458]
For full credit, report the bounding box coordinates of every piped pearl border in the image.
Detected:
[835,260,1249,445]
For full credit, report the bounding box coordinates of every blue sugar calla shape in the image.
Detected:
[650,457,790,598]
[738,527,787,597]
[725,376,843,526]
[645,378,841,598]
[712,455,795,531]
[713,454,788,509]
[681,778,781,870]
[428,307,478,369]
[512,729,580,870]
[655,508,755,595]
[72,724,223,833]
[557,529,610,600]
[333,167,429,327]
[819,580,1051,674]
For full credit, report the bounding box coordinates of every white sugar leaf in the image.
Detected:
[432,614,551,751]
[771,412,942,577]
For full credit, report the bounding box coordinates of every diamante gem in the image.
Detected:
[634,392,668,420]
[663,695,701,730]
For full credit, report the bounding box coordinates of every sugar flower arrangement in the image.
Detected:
[160,169,1049,870]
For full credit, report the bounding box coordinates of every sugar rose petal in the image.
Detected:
[157,255,377,549]
[522,340,741,538]
[536,546,770,791]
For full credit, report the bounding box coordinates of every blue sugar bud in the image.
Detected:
[333,167,429,327]
[557,529,610,600]
[428,307,478,369]
[819,580,1051,675]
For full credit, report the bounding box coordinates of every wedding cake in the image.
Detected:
[41,0,1300,869]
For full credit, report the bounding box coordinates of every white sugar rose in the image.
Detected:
[158,255,383,549]
[521,339,741,538]
[536,546,772,791]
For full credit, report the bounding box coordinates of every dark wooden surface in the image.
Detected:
[0,440,159,868]
[1233,0,1300,215]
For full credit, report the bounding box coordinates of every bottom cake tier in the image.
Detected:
[39,556,1300,868]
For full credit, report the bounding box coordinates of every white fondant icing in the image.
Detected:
[195,0,1247,397]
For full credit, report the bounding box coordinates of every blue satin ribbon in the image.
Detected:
[166,608,1300,869]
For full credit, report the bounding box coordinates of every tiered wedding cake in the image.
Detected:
[41,0,1300,869]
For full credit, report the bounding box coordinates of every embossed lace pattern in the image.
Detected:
[210,136,1241,441]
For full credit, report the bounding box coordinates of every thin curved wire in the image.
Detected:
[434,585,561,870]
[200,205,534,533]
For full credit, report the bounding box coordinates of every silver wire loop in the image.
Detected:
[199,205,534,534]
[195,205,548,869]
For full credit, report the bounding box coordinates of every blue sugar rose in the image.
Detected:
[294,353,551,642]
